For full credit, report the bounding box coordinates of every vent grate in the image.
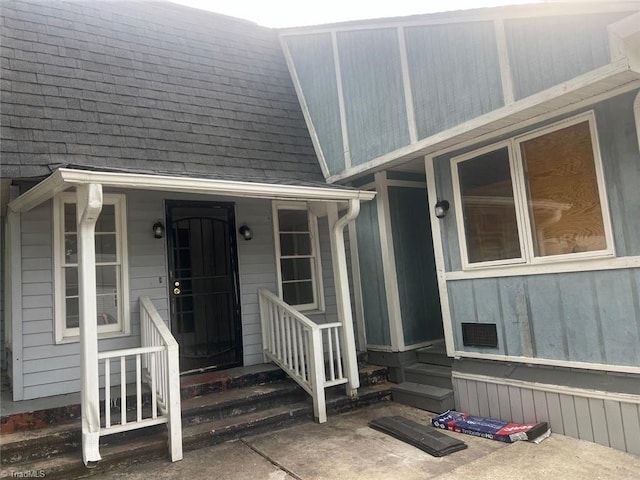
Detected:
[461,323,498,347]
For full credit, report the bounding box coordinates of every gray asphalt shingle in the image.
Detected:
[0,1,323,183]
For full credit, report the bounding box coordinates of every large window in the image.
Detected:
[54,193,129,342]
[452,112,613,269]
[273,202,323,310]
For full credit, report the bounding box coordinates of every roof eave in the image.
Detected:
[8,168,376,213]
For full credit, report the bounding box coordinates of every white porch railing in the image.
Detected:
[96,296,182,461]
[258,288,354,423]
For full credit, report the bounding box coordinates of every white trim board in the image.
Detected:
[279,2,640,36]
[327,64,639,183]
[446,256,640,280]
[279,37,331,179]
[9,168,376,214]
[452,351,640,375]
[453,371,640,404]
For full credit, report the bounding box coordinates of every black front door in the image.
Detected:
[166,201,242,372]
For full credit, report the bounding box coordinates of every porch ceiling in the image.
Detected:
[8,168,376,213]
[330,61,640,179]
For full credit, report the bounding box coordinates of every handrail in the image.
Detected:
[259,288,352,423]
[95,297,182,463]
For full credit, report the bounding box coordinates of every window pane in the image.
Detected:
[66,297,79,328]
[458,147,521,263]
[65,233,78,264]
[283,281,314,305]
[64,203,76,232]
[96,265,118,292]
[280,233,312,256]
[65,267,78,296]
[278,210,308,232]
[521,121,606,256]
[281,258,312,282]
[95,205,116,232]
[95,233,117,263]
[97,293,118,325]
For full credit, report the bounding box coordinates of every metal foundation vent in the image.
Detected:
[461,323,498,347]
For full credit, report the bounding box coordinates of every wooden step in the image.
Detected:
[391,382,454,414]
[404,363,452,389]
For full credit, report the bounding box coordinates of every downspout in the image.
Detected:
[330,197,361,397]
[76,184,103,465]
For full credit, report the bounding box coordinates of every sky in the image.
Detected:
[169,0,546,28]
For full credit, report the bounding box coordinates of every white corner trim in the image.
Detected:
[7,205,24,401]
[279,37,331,179]
[425,156,456,357]
[452,371,640,404]
[374,172,404,351]
[331,31,352,169]
[397,26,418,143]
[493,18,515,105]
[608,11,640,71]
[634,91,640,152]
[452,350,640,375]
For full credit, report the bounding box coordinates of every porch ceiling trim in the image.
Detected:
[9,168,376,213]
[327,59,640,182]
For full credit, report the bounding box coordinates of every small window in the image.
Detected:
[54,193,129,342]
[273,202,323,310]
[452,112,613,269]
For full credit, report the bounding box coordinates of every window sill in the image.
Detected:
[445,255,640,281]
[56,329,132,345]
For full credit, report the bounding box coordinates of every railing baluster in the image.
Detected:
[327,328,335,382]
[151,353,157,419]
[292,321,299,375]
[121,356,127,426]
[136,354,142,422]
[269,302,276,355]
[104,359,111,428]
[286,313,293,368]
[334,327,343,379]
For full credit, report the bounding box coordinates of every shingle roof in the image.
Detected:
[0,1,324,183]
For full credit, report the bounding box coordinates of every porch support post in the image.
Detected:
[77,183,103,465]
[327,199,360,397]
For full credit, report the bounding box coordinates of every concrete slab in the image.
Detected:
[102,440,295,480]
[92,402,640,480]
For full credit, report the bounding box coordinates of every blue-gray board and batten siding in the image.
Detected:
[355,199,391,347]
[435,89,640,369]
[388,186,443,346]
[13,190,340,400]
[282,10,632,178]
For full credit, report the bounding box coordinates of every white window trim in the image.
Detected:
[54,192,130,343]
[451,111,615,272]
[272,201,324,312]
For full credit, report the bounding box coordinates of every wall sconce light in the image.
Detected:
[152,221,165,239]
[434,200,450,219]
[239,225,253,241]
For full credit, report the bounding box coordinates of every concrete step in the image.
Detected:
[1,364,391,475]
[416,344,452,367]
[404,363,452,389]
[391,382,454,414]
[8,382,392,479]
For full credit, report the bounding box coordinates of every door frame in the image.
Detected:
[165,199,243,372]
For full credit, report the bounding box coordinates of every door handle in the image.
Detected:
[173,287,181,295]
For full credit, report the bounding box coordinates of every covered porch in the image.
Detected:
[5,167,375,464]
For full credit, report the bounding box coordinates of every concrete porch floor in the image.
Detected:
[94,402,639,480]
